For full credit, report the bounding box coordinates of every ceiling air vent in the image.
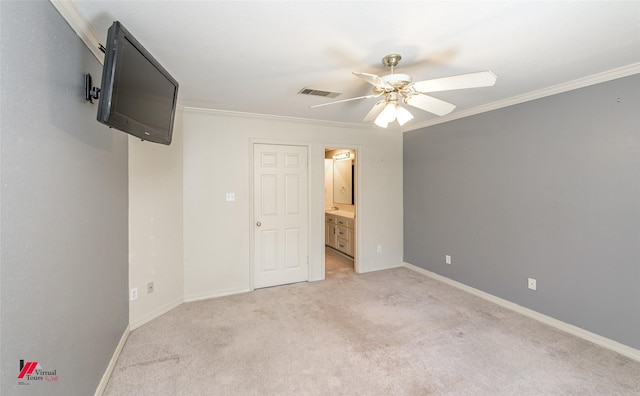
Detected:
[298,88,340,99]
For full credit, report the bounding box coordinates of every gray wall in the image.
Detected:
[1,1,129,394]
[404,75,640,349]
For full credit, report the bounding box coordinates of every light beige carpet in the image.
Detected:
[105,267,640,395]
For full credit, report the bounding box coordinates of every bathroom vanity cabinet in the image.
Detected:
[325,213,354,257]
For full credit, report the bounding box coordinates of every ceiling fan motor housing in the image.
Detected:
[381,73,412,89]
[380,54,412,89]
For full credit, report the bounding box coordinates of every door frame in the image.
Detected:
[249,139,312,291]
[321,143,362,276]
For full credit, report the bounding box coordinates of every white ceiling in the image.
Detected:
[71,1,640,130]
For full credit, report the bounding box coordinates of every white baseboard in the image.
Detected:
[358,262,404,274]
[184,288,251,303]
[129,298,184,331]
[403,262,640,362]
[131,289,252,330]
[95,325,130,396]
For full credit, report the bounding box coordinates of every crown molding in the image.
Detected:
[181,106,386,131]
[404,62,640,132]
[50,0,104,64]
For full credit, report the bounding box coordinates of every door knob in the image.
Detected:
[256,221,261,227]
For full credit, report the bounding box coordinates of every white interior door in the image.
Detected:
[254,144,308,289]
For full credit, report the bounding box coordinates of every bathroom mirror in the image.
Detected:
[333,159,353,204]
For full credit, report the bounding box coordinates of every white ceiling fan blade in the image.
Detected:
[405,94,456,116]
[352,72,392,89]
[412,71,497,93]
[363,100,386,122]
[309,94,379,109]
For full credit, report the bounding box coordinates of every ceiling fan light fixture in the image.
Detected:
[374,117,390,128]
[396,106,413,126]
[375,102,397,128]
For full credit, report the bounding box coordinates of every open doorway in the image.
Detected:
[324,148,356,278]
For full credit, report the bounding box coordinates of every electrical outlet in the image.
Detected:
[225,192,235,202]
[377,245,382,253]
[147,282,154,294]
[130,288,138,301]
[528,278,537,291]
[445,255,452,265]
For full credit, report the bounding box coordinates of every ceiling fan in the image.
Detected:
[310,54,497,128]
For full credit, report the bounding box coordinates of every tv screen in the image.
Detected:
[97,21,179,145]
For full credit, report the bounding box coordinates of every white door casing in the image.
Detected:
[253,144,308,289]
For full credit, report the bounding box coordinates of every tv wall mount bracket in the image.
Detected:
[84,73,101,103]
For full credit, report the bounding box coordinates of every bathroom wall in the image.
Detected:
[324,159,334,210]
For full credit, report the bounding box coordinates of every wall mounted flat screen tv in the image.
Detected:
[97,21,179,145]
